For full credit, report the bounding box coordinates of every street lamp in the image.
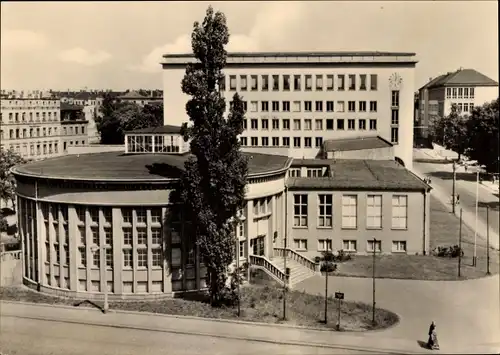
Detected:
[90,245,109,313]
[228,215,242,317]
[473,164,486,267]
[323,237,331,324]
[372,237,377,327]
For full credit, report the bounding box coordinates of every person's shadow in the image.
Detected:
[417,340,431,350]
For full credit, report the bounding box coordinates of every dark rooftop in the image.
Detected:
[164,51,416,58]
[422,69,498,89]
[287,160,430,192]
[118,90,148,100]
[13,151,291,182]
[60,102,84,111]
[323,136,393,152]
[127,125,182,134]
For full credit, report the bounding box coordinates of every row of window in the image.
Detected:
[240,127,400,147]
[293,238,407,253]
[453,102,476,114]
[5,141,60,156]
[2,99,59,106]
[126,135,183,154]
[293,194,408,229]
[1,125,85,140]
[2,110,59,123]
[244,117,382,131]
[74,246,164,269]
[445,87,475,100]
[222,74,379,92]
[236,100,380,114]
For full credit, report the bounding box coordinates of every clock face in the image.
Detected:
[389,73,403,89]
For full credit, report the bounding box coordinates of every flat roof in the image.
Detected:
[164,51,416,58]
[12,151,291,182]
[323,136,393,152]
[127,125,182,134]
[287,159,430,191]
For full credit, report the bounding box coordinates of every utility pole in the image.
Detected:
[235,221,240,317]
[487,206,490,275]
[372,238,376,327]
[282,186,288,321]
[458,209,462,278]
[452,161,457,214]
[324,237,331,324]
[473,168,480,267]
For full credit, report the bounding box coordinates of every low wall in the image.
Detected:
[67,145,125,155]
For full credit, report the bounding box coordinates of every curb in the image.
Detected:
[0,301,421,355]
[0,299,399,335]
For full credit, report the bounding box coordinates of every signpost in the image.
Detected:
[335,292,344,331]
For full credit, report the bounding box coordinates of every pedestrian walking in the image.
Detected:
[456,194,460,205]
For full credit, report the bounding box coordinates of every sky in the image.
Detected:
[1,1,498,91]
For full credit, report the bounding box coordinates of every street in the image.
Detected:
[0,316,359,355]
[414,161,499,242]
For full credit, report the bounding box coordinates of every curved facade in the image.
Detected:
[13,151,290,299]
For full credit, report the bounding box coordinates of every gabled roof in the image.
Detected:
[127,125,182,134]
[323,136,392,152]
[118,90,148,99]
[287,159,430,192]
[423,69,498,90]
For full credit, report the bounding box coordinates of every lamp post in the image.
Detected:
[452,161,457,214]
[91,245,109,313]
[473,164,486,267]
[229,216,241,317]
[324,237,331,324]
[372,238,377,327]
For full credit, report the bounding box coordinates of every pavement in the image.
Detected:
[413,149,499,250]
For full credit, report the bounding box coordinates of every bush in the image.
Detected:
[314,256,321,263]
[320,262,337,273]
[432,245,464,258]
[336,249,352,262]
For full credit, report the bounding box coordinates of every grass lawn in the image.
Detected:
[0,284,398,332]
[334,195,499,281]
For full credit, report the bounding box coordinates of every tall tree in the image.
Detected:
[140,102,164,128]
[441,104,469,160]
[467,98,499,173]
[0,148,26,209]
[171,6,249,306]
[95,92,124,144]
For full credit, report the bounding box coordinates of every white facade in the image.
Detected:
[162,52,417,169]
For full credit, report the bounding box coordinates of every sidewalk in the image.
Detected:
[412,164,499,251]
[4,300,495,354]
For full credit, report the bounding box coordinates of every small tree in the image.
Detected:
[427,114,444,144]
[441,104,470,160]
[96,92,124,144]
[170,6,249,306]
[467,98,499,174]
[0,148,26,209]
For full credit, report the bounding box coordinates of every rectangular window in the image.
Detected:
[315,101,323,112]
[282,137,290,147]
[370,101,377,112]
[337,101,345,112]
[326,101,334,112]
[250,101,258,112]
[250,75,258,91]
[452,88,457,99]
[348,74,356,90]
[137,249,148,268]
[315,75,323,90]
[304,137,312,147]
[272,75,279,91]
[283,119,290,130]
[79,247,86,267]
[315,137,323,148]
[369,119,377,130]
[240,75,247,91]
[391,91,400,107]
[463,87,469,99]
[392,195,408,229]
[137,228,147,245]
[251,137,258,146]
[304,119,312,131]
[272,119,279,130]
[359,74,367,90]
[293,101,301,112]
[347,119,355,130]
[293,239,308,251]
[391,109,399,125]
[282,101,290,112]
[122,209,132,224]
[446,88,452,99]
[91,228,99,245]
[106,248,113,268]
[283,75,290,91]
[293,194,308,227]
[104,228,112,245]
[151,228,162,245]
[262,119,269,130]
[305,75,312,91]
[318,239,332,251]
[229,75,237,90]
[315,119,323,130]
[89,207,99,223]
[136,208,146,224]
[318,194,332,227]
[151,209,162,224]
[392,241,407,253]
[325,119,334,130]
[293,137,301,147]
[123,228,132,245]
[272,101,279,112]
[260,101,268,112]
[326,75,334,90]
[341,195,357,229]
[337,75,345,90]
[391,127,399,144]
[359,101,366,112]
[359,119,366,130]
[307,168,322,177]
[370,74,378,90]
[342,240,357,252]
[337,119,345,130]
[93,249,100,268]
[240,137,247,146]
[261,75,269,91]
[367,240,382,252]
[251,119,258,130]
[152,248,163,267]
[366,195,382,229]
[293,75,301,91]
[261,137,269,146]
[218,75,225,91]
[348,101,356,112]
[304,101,312,112]
[272,137,280,146]
[458,87,463,99]
[469,88,475,99]
[123,249,132,268]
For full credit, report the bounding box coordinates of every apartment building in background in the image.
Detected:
[1,92,62,160]
[117,90,163,106]
[162,51,418,169]
[417,68,498,136]
[60,103,89,153]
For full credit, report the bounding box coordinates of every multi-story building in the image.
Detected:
[162,51,418,169]
[117,90,162,107]
[417,68,498,132]
[60,103,89,153]
[12,126,430,299]
[0,94,61,160]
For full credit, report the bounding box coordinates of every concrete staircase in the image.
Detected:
[270,257,317,287]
